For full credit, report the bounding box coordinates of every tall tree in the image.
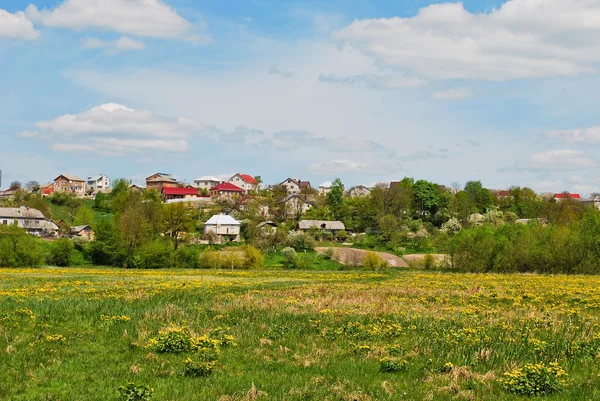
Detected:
[163,203,196,249]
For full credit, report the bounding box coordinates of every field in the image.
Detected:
[1,268,600,400]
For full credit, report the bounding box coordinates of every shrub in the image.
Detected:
[363,251,388,270]
[183,358,215,377]
[281,247,297,268]
[172,245,201,269]
[336,230,348,242]
[499,362,567,396]
[0,225,45,267]
[379,357,408,373]
[242,246,264,269]
[132,239,173,269]
[285,231,316,251]
[423,254,435,269]
[47,238,74,267]
[118,383,154,401]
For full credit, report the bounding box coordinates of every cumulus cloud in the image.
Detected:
[318,73,424,89]
[546,126,600,143]
[309,159,371,174]
[82,36,146,52]
[530,149,596,169]
[269,64,294,78]
[334,0,600,81]
[21,103,202,155]
[433,88,472,100]
[266,130,386,153]
[0,8,40,40]
[25,0,205,41]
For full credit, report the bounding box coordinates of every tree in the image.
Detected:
[327,178,344,207]
[109,178,132,213]
[25,181,40,191]
[74,206,94,226]
[163,203,196,249]
[118,201,152,259]
[413,180,439,217]
[48,239,74,267]
[9,181,21,190]
[378,214,399,243]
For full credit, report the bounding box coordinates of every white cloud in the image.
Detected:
[266,130,387,154]
[571,175,585,183]
[269,64,294,78]
[0,8,40,40]
[15,130,39,138]
[26,0,203,41]
[318,73,425,89]
[309,159,370,174]
[530,149,596,169]
[433,88,472,100]
[334,0,600,81]
[546,126,600,143]
[82,36,146,52]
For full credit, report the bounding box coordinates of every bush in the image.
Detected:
[423,254,435,269]
[285,231,316,251]
[363,251,388,270]
[47,238,74,267]
[183,358,215,377]
[172,245,201,269]
[281,247,297,268]
[500,362,567,396]
[242,246,264,269]
[336,230,348,242]
[131,239,173,269]
[0,225,45,267]
[118,383,154,401]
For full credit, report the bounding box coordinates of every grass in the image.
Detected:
[264,251,346,270]
[1,268,600,400]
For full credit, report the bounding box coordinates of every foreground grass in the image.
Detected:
[1,268,600,400]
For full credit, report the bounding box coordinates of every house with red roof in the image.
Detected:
[162,187,199,202]
[228,173,259,194]
[553,193,581,201]
[210,182,244,198]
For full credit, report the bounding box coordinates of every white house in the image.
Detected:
[228,173,260,193]
[279,178,312,194]
[87,174,110,194]
[347,185,371,198]
[194,176,221,191]
[318,181,332,195]
[0,207,58,236]
[204,214,241,243]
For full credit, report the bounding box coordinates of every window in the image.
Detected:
[2,220,7,225]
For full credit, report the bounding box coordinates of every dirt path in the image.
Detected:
[316,247,409,268]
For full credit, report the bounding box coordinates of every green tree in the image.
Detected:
[74,206,94,226]
[163,203,196,249]
[378,214,399,244]
[47,238,74,267]
[413,180,439,218]
[327,178,344,208]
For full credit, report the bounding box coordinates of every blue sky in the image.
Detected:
[1,0,600,194]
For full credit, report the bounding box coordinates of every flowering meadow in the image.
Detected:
[1,268,600,400]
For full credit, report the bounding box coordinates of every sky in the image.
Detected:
[1,0,600,194]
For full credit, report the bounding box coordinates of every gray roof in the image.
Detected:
[205,214,241,225]
[257,221,277,228]
[147,177,178,183]
[56,174,85,182]
[71,225,93,233]
[279,194,313,204]
[0,207,45,219]
[298,220,345,230]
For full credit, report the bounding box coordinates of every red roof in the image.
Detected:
[211,182,244,192]
[554,193,581,199]
[162,187,198,196]
[237,173,258,185]
[498,190,512,197]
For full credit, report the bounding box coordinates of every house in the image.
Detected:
[0,207,58,236]
[204,214,241,242]
[0,189,16,199]
[54,174,86,197]
[347,185,371,198]
[86,175,110,194]
[280,194,314,217]
[210,182,244,198]
[194,176,221,191]
[162,187,199,202]
[257,221,277,231]
[228,173,259,193]
[70,225,94,240]
[554,193,581,201]
[279,178,312,194]
[146,173,178,191]
[318,181,332,195]
[297,220,345,233]
[40,182,55,196]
